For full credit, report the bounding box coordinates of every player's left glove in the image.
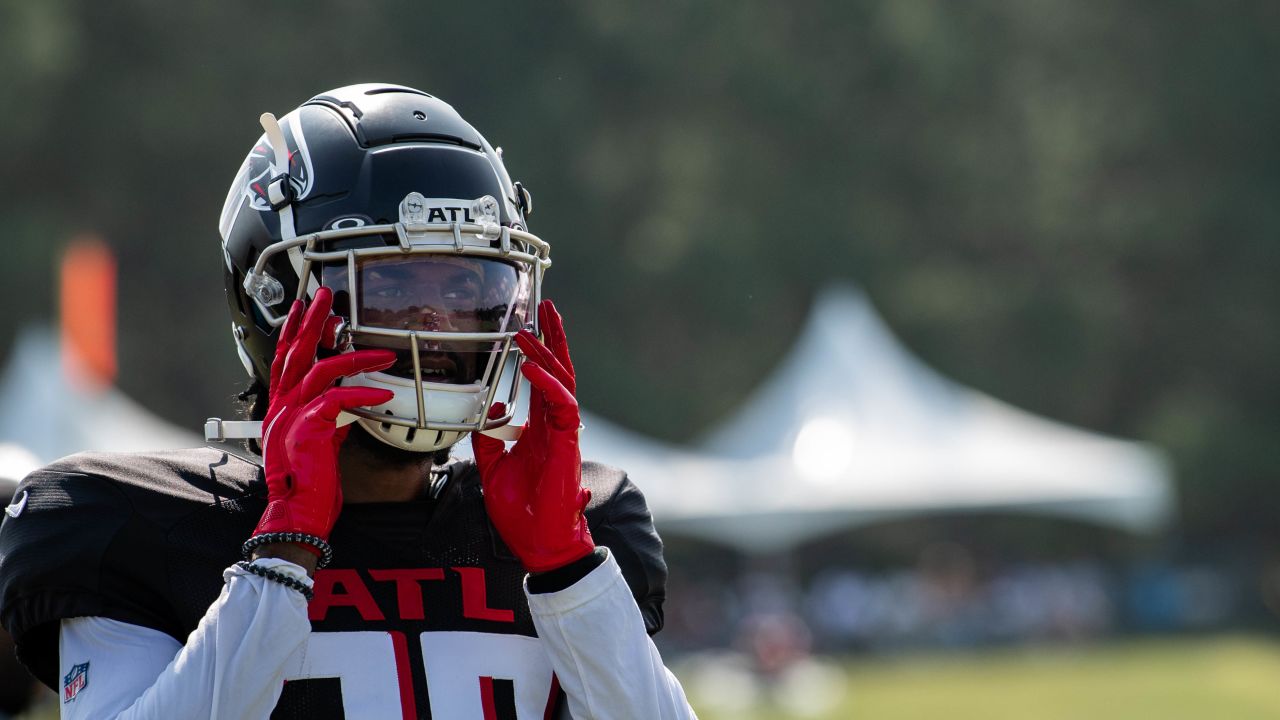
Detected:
[471,299,595,574]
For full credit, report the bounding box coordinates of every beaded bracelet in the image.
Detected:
[242,532,334,569]
[237,561,315,601]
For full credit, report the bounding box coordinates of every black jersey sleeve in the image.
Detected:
[580,462,669,635]
[0,448,261,690]
[0,462,177,688]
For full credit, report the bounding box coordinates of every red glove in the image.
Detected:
[471,300,595,573]
[249,286,396,563]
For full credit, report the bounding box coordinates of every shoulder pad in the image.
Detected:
[580,462,669,635]
[0,448,261,688]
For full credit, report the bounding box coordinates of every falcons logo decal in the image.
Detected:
[245,117,315,212]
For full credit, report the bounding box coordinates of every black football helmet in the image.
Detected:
[218,83,544,452]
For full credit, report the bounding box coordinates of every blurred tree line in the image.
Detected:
[0,0,1275,547]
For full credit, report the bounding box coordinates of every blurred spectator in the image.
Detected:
[801,554,1115,650]
[1126,562,1236,631]
[738,612,812,680]
[1260,556,1280,621]
[659,537,1250,658]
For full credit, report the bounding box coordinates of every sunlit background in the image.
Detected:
[2,2,1279,718]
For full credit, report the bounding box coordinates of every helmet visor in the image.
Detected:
[321,254,531,384]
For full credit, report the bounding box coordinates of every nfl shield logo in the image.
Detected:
[63,661,89,703]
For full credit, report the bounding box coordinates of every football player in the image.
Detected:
[0,84,696,719]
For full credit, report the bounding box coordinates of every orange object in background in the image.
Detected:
[60,235,117,390]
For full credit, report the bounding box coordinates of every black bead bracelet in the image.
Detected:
[237,561,314,601]
[242,532,334,569]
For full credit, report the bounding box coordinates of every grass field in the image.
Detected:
[16,635,1280,718]
[680,635,1280,720]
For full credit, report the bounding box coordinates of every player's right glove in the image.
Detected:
[245,286,395,566]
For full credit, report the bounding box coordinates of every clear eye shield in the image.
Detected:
[322,254,530,385]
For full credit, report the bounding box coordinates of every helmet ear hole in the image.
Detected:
[229,269,253,319]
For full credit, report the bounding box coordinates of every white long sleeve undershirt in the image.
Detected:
[59,558,311,719]
[526,550,696,720]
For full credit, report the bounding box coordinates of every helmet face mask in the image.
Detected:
[324,253,532,384]
[219,84,545,452]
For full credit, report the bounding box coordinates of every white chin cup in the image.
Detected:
[344,370,485,452]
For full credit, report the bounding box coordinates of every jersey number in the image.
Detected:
[277,631,556,720]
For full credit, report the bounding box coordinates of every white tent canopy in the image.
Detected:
[0,326,201,464]
[665,285,1173,552]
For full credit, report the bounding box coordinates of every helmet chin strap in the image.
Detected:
[203,412,360,442]
[202,415,525,443]
[479,424,523,441]
[203,418,262,441]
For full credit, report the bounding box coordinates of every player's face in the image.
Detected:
[322,256,529,385]
[358,257,487,333]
